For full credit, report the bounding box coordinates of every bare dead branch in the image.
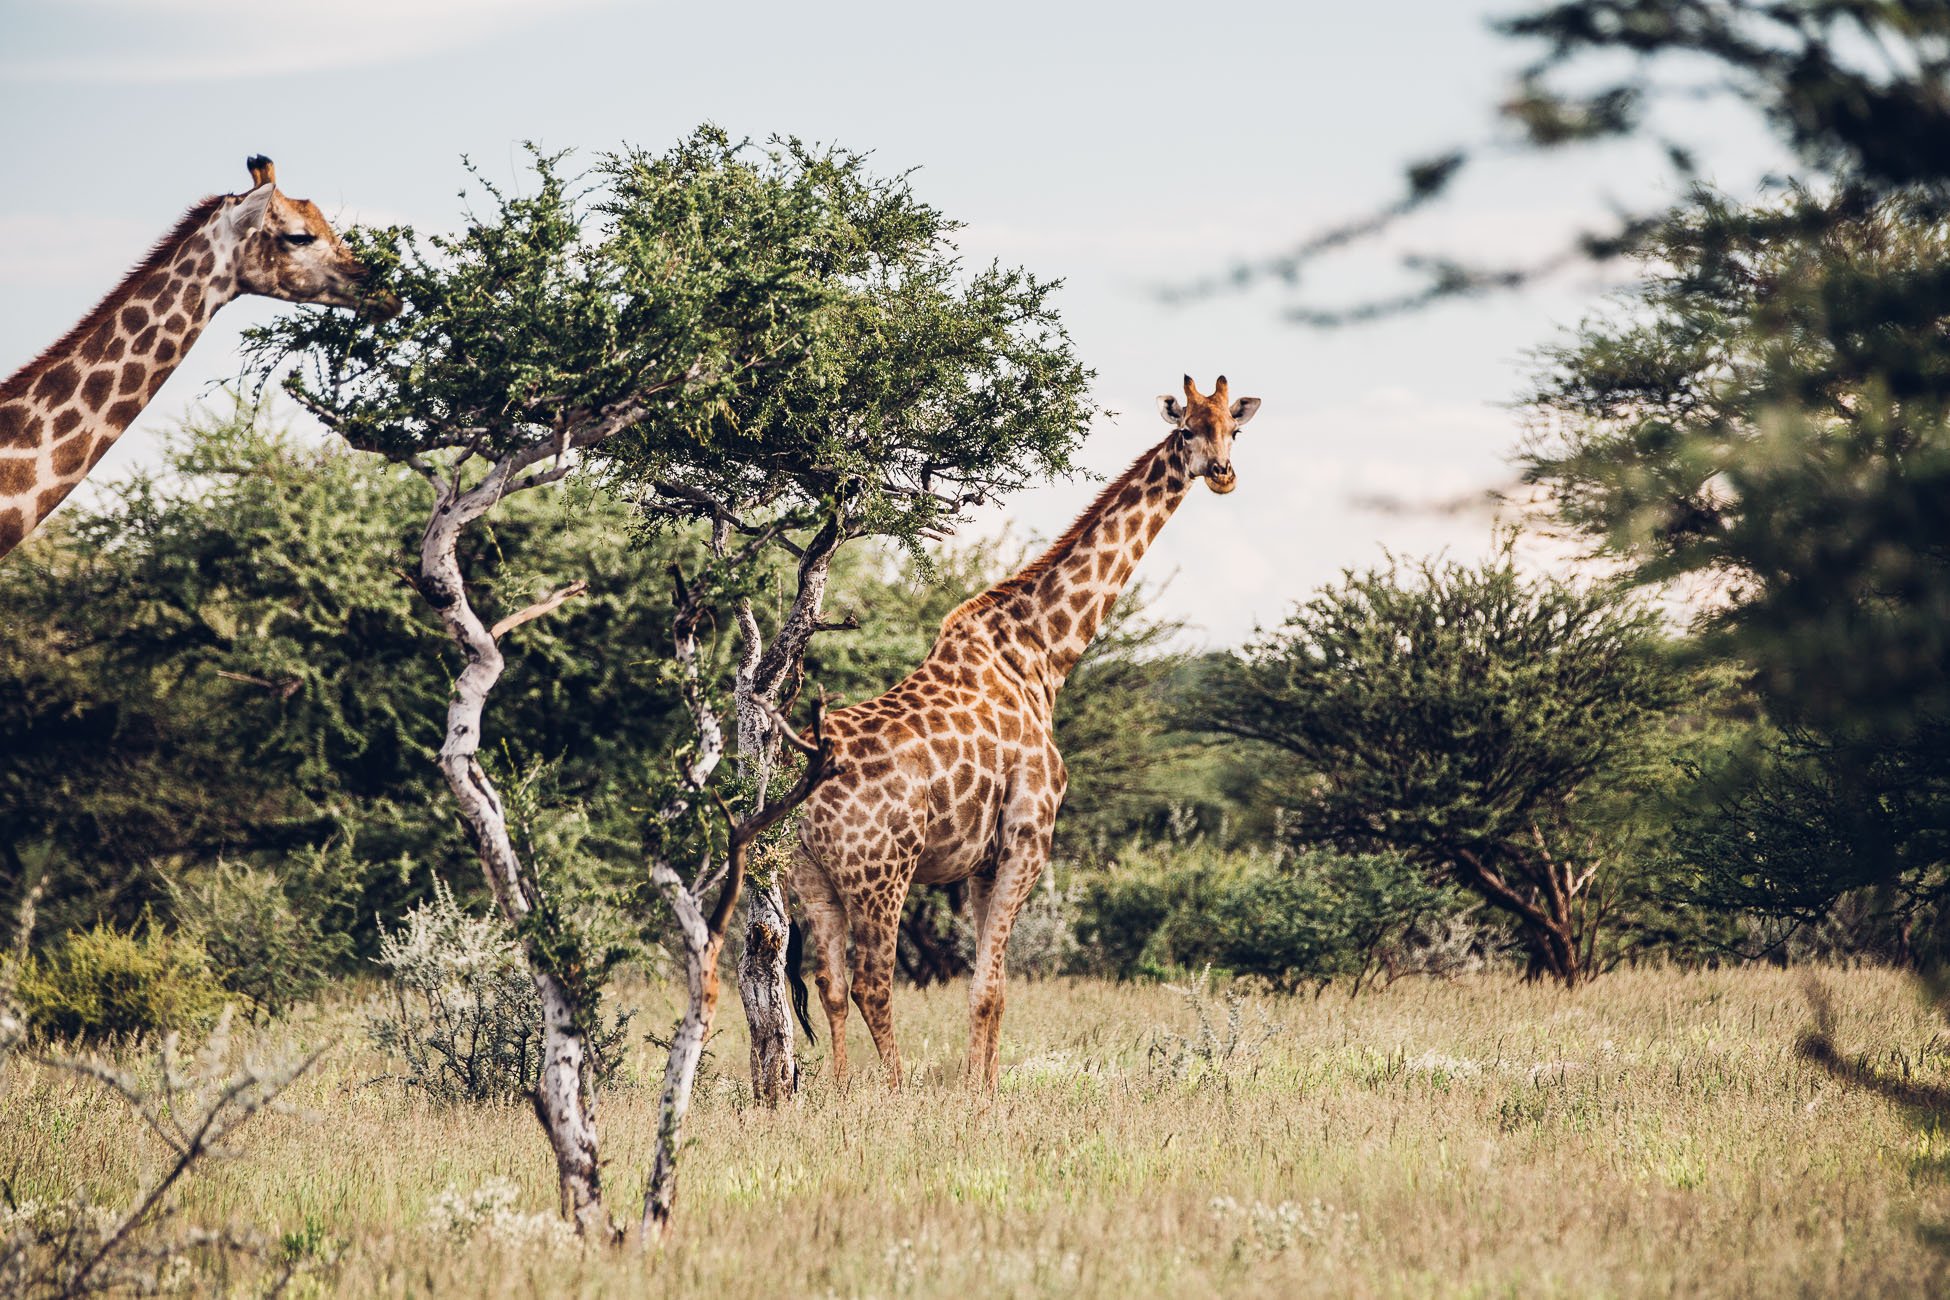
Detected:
[489,580,590,640]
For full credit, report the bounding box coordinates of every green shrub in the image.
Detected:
[169,860,350,1020]
[1077,841,1464,991]
[14,919,226,1043]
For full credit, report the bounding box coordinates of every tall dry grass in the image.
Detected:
[4,966,1947,1296]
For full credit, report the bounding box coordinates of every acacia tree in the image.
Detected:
[1523,195,1950,948]
[596,142,1095,1103]
[245,132,857,1237]
[1199,544,1685,986]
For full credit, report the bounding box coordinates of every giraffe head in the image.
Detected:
[1157,374,1261,494]
[228,156,392,315]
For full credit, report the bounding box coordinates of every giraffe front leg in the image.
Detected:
[965,817,1056,1091]
[849,896,904,1090]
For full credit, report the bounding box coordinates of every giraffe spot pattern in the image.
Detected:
[81,370,113,412]
[33,362,78,406]
[0,404,37,450]
[50,438,88,479]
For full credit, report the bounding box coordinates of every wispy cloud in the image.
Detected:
[1,0,616,83]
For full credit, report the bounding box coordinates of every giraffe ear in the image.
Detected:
[1157,395,1186,426]
[228,184,276,233]
[1230,396,1262,427]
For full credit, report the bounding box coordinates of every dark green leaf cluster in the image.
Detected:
[596,136,1096,548]
[0,407,698,953]
[246,127,1095,555]
[1525,195,1950,932]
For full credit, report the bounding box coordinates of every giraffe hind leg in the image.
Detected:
[790,848,854,1090]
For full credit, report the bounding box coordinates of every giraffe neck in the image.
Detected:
[982,431,1194,682]
[0,196,244,558]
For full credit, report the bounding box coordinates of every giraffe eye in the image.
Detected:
[279,232,317,247]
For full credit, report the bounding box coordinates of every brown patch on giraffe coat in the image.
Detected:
[0,404,37,450]
[0,457,36,495]
[131,327,159,356]
[35,486,67,516]
[107,399,143,428]
[51,410,81,441]
[155,339,178,364]
[50,439,89,479]
[120,305,149,333]
[81,370,114,412]
[162,312,188,335]
[79,323,114,364]
[32,362,79,406]
[118,364,144,395]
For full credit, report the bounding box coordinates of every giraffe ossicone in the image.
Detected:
[0,156,387,562]
[790,374,1263,1090]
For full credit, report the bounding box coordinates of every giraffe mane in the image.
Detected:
[946,435,1172,625]
[0,194,227,403]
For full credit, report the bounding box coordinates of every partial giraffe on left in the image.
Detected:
[0,156,390,561]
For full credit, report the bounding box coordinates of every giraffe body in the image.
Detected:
[793,375,1262,1090]
[0,157,380,560]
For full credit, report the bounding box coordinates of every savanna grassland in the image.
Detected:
[4,966,1948,1297]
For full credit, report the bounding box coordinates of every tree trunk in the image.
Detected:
[732,521,841,1106]
[641,884,723,1242]
[420,471,612,1240]
[739,881,799,1104]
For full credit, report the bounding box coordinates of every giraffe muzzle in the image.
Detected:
[1205,465,1237,494]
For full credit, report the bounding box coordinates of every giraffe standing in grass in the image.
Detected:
[791,374,1263,1090]
[0,156,385,561]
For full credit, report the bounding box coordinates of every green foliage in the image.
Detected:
[368,881,633,1105]
[1075,840,1461,992]
[594,132,1096,551]
[13,919,225,1044]
[1526,195,1950,940]
[0,406,697,950]
[167,860,349,1021]
[1197,543,1689,982]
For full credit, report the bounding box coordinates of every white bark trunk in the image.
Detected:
[418,461,612,1241]
[734,526,839,1106]
[640,861,721,1242]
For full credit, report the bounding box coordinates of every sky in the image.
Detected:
[0,0,1786,647]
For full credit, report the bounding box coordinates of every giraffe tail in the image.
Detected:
[786,919,816,1044]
